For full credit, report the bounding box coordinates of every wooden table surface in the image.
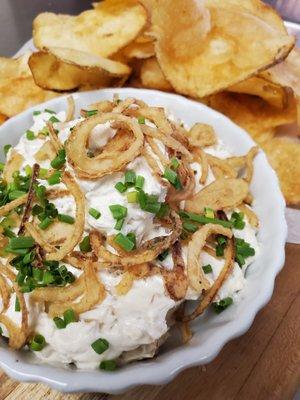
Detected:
[1,243,299,400]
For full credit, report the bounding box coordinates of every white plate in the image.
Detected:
[0,88,287,394]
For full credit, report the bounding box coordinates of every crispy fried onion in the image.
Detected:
[187,223,233,293]
[47,122,63,152]
[226,146,259,182]
[161,240,188,301]
[25,171,85,261]
[166,158,195,202]
[47,261,105,318]
[0,283,29,349]
[0,194,28,217]
[18,163,40,235]
[187,123,217,148]
[34,140,56,162]
[65,95,75,122]
[0,271,11,312]
[183,237,235,322]
[90,211,182,266]
[66,113,144,179]
[3,150,24,183]
[185,178,249,214]
[193,148,208,185]
[207,154,237,179]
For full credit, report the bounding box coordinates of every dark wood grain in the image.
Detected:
[1,244,299,400]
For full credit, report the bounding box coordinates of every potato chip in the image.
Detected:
[261,137,300,205]
[207,92,297,137]
[0,52,31,80]
[228,76,289,109]
[0,114,7,125]
[151,0,294,98]
[139,57,173,91]
[29,47,131,91]
[121,40,155,60]
[33,1,147,58]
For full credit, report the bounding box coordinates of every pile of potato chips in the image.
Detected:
[0,0,299,205]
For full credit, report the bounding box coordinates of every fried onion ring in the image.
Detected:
[66,113,144,179]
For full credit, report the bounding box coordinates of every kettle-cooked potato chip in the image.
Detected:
[151,0,295,98]
[0,52,31,80]
[29,47,131,91]
[139,57,173,91]
[33,1,147,58]
[0,114,7,125]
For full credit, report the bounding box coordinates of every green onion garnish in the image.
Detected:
[79,235,91,253]
[204,207,214,219]
[53,317,66,329]
[163,167,177,185]
[49,115,60,123]
[3,228,16,238]
[137,116,145,124]
[114,233,135,251]
[170,157,180,170]
[114,218,124,231]
[58,214,75,224]
[230,212,245,230]
[8,190,26,201]
[24,165,32,176]
[156,203,170,219]
[29,334,46,351]
[203,264,212,274]
[43,270,54,285]
[38,168,48,179]
[99,360,117,371]
[44,108,56,114]
[0,162,5,172]
[125,170,136,186]
[26,130,35,140]
[182,221,198,233]
[114,182,127,193]
[15,297,20,312]
[63,309,77,325]
[50,149,66,170]
[9,236,34,249]
[127,191,138,203]
[126,232,136,249]
[3,144,11,157]
[235,238,255,267]
[213,297,233,314]
[47,171,61,185]
[85,109,98,117]
[35,185,46,204]
[91,338,109,355]
[109,204,127,220]
[89,208,101,220]
[135,175,145,190]
[179,211,233,229]
[33,110,41,116]
[38,217,53,230]
[157,250,169,262]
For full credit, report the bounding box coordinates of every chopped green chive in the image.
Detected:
[85,109,98,117]
[9,236,34,249]
[230,212,245,230]
[163,167,177,185]
[125,170,136,186]
[203,264,213,274]
[39,217,54,230]
[33,110,41,116]
[53,317,66,329]
[49,115,60,123]
[39,126,49,136]
[79,235,91,253]
[126,232,136,249]
[114,218,124,231]
[44,108,56,114]
[43,270,54,285]
[235,238,255,267]
[170,157,180,170]
[126,191,138,203]
[213,297,233,314]
[137,116,145,124]
[115,182,127,193]
[100,360,117,371]
[47,171,61,185]
[8,190,26,201]
[63,309,77,325]
[0,162,5,172]
[24,165,32,176]
[156,203,170,219]
[109,204,127,220]
[3,227,16,238]
[15,297,20,312]
[38,168,48,179]
[157,250,169,262]
[216,236,227,257]
[35,185,46,205]
[29,334,46,351]
[135,175,145,190]
[58,214,75,224]
[3,144,11,157]
[91,338,109,355]
[89,208,101,220]
[114,233,135,252]
[26,130,35,140]
[204,207,214,219]
[183,221,198,233]
[50,149,66,170]
[179,211,233,229]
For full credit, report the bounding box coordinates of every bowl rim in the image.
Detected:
[0,88,287,394]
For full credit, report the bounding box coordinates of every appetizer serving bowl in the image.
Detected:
[0,88,287,394]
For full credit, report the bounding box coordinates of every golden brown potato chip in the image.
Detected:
[228,76,289,109]
[121,40,155,60]
[0,52,31,80]
[0,114,7,125]
[207,92,297,137]
[151,0,294,98]
[29,47,131,91]
[139,57,172,91]
[261,137,300,205]
[33,1,147,58]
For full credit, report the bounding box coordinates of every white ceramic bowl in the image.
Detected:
[0,88,287,394]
